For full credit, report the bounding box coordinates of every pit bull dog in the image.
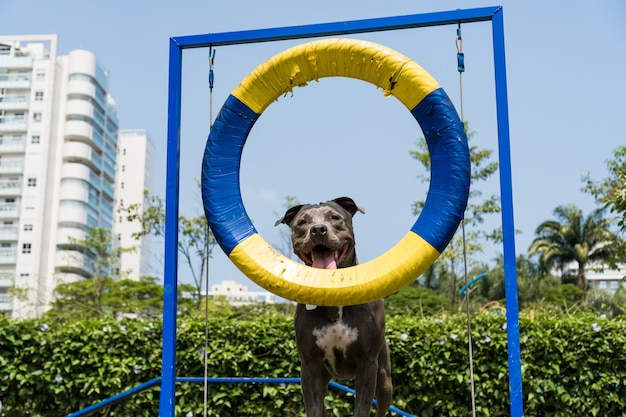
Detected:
[275,197,392,417]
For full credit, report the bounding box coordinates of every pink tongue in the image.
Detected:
[312,251,337,269]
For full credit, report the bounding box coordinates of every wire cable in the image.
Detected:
[457,24,477,417]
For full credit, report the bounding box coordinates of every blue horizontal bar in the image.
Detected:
[328,381,415,417]
[173,6,501,49]
[66,378,161,417]
[66,376,416,416]
[176,377,301,384]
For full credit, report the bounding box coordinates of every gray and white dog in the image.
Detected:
[275,197,392,417]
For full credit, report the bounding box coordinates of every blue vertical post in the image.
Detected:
[491,8,524,417]
[159,38,183,417]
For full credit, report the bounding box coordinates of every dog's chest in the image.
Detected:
[311,307,359,370]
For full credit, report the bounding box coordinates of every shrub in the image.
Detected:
[1,313,625,416]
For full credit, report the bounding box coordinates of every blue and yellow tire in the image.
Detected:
[202,38,470,306]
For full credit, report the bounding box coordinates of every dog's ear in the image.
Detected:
[274,204,305,227]
[332,197,365,217]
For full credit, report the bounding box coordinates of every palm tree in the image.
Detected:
[528,205,620,291]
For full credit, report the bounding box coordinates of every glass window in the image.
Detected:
[22,243,31,254]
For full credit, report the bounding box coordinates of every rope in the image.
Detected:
[457,24,477,417]
[203,46,216,417]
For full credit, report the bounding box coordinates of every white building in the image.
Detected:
[586,266,626,295]
[0,35,150,318]
[208,279,277,306]
[113,129,155,281]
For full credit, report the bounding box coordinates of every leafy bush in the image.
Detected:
[1,313,626,416]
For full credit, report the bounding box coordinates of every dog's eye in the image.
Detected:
[330,215,341,220]
[297,219,307,226]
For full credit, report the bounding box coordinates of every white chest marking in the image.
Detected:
[312,307,359,373]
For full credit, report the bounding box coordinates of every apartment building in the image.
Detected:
[114,129,155,281]
[0,35,151,318]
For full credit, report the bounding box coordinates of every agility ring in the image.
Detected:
[202,38,470,306]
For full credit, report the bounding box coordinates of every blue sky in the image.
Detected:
[3,1,625,292]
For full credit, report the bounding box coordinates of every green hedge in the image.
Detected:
[1,313,626,416]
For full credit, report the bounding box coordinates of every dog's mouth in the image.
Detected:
[300,243,349,269]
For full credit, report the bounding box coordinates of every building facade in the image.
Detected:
[208,280,277,306]
[113,129,155,281]
[0,35,123,318]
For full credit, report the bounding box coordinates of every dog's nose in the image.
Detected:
[311,224,327,236]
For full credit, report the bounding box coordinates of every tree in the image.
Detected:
[528,205,621,291]
[55,227,128,315]
[48,227,168,319]
[384,284,448,317]
[583,145,626,231]
[120,189,217,309]
[410,123,500,312]
[273,195,301,259]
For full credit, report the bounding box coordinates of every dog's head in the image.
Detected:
[275,197,364,269]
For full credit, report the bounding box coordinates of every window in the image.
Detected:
[122,165,125,172]
[31,135,40,144]
[19,273,29,277]
[32,112,42,122]
[22,243,31,254]
[34,91,44,101]
[123,148,126,156]
[36,72,45,80]
[27,178,36,187]
[23,224,33,231]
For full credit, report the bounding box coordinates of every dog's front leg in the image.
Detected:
[300,360,331,417]
[354,358,379,417]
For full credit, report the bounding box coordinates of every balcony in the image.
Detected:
[64,120,93,142]
[65,99,95,121]
[0,55,34,69]
[0,159,23,174]
[0,137,26,153]
[67,78,96,97]
[59,179,89,204]
[0,116,28,132]
[0,273,14,288]
[0,74,31,89]
[61,162,91,182]
[0,95,29,111]
[0,249,17,264]
[0,226,19,241]
[57,204,87,225]
[55,250,94,276]
[0,293,12,311]
[0,181,22,196]
[0,204,19,219]
[63,141,101,173]
[56,227,87,246]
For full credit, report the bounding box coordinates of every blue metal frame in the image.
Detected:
[67,377,414,417]
[163,6,522,417]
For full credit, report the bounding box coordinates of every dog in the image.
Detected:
[275,197,392,417]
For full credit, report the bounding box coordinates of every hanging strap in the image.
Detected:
[457,23,477,417]
[204,46,216,417]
